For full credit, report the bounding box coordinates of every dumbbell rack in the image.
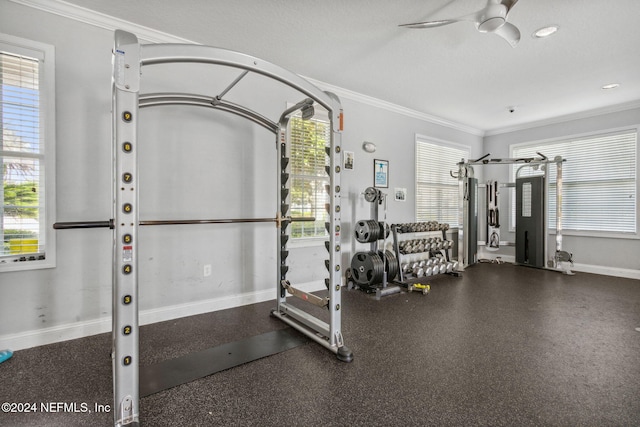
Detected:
[392,222,461,289]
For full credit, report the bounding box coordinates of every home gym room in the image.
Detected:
[0,0,639,426]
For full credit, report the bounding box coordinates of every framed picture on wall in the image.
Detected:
[344,151,354,170]
[374,159,389,188]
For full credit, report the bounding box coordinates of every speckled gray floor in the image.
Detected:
[1,263,639,426]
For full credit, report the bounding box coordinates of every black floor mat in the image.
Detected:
[140,328,307,397]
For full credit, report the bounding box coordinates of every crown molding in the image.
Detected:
[10,0,485,137]
[304,77,485,137]
[485,99,640,137]
[8,0,197,44]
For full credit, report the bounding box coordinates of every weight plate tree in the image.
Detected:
[56,30,353,427]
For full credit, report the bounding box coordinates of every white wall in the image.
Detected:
[337,98,483,268]
[0,1,483,350]
[482,107,640,274]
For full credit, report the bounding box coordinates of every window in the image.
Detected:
[288,111,330,239]
[511,129,637,236]
[1,35,55,271]
[416,136,469,227]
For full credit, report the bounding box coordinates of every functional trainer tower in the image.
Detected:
[56,30,352,427]
[454,154,573,273]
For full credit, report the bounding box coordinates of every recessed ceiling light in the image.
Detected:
[601,83,620,90]
[533,25,559,38]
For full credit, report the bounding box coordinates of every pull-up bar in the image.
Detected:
[53,220,114,229]
[53,216,315,229]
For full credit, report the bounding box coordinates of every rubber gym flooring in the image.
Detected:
[1,262,639,426]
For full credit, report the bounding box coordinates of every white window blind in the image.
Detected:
[1,51,45,260]
[511,130,637,234]
[288,113,329,239]
[1,35,55,271]
[416,138,469,227]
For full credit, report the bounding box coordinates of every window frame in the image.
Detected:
[1,34,56,272]
[509,126,638,240]
[415,134,470,228]
[286,105,330,248]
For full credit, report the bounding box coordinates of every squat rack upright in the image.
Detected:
[56,30,352,427]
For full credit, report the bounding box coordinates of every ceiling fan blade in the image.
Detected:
[501,0,519,15]
[493,21,521,47]
[398,19,459,29]
[399,10,481,29]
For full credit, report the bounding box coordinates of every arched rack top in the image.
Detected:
[114,30,342,131]
[138,92,278,134]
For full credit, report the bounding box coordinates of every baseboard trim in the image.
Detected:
[570,263,640,280]
[477,252,640,280]
[0,280,325,351]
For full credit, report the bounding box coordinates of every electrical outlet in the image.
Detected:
[203,264,212,277]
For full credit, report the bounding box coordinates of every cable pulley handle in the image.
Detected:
[53,220,114,229]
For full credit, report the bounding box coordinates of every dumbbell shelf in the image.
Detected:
[391,223,462,288]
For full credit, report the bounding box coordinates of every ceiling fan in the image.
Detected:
[399,0,521,47]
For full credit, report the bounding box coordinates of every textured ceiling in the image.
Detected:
[61,0,640,134]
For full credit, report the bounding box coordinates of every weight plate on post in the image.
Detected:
[354,220,380,243]
[363,187,379,203]
[377,250,398,282]
[350,251,384,286]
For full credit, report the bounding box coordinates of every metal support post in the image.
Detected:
[555,156,563,253]
[325,97,352,361]
[112,30,141,427]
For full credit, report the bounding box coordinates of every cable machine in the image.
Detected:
[453,153,574,274]
[54,30,352,427]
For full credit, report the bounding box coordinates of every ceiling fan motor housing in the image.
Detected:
[477,4,507,32]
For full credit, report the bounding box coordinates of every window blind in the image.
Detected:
[1,51,45,259]
[416,138,469,227]
[289,114,330,238]
[511,130,637,234]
